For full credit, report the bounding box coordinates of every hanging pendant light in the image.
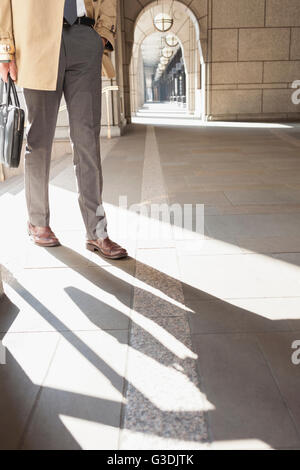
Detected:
[165,33,178,47]
[162,46,172,59]
[154,12,173,32]
[160,56,168,65]
[153,0,173,32]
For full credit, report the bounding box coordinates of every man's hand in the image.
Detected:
[0,60,17,82]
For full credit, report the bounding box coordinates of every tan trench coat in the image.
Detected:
[0,0,117,90]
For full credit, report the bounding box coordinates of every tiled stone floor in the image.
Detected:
[0,116,300,449]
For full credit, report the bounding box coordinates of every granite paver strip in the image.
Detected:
[120,126,208,449]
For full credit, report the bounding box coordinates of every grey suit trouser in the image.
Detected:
[23,24,108,240]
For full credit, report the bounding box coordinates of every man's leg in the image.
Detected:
[63,24,127,259]
[23,40,65,229]
[63,24,107,241]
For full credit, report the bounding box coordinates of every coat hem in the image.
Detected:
[16,80,58,92]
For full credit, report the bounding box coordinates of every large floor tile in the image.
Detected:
[0,331,60,449]
[187,297,294,335]
[186,175,264,187]
[0,293,22,333]
[237,235,300,254]
[205,213,300,239]
[208,439,272,450]
[205,203,300,216]
[175,238,243,256]
[24,244,91,269]
[22,330,128,450]
[256,331,300,435]
[271,252,300,268]
[179,252,300,300]
[3,266,133,333]
[169,191,231,206]
[225,188,300,206]
[135,248,181,280]
[191,333,300,449]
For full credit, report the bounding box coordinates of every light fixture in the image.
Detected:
[162,46,173,59]
[160,56,168,65]
[165,33,178,47]
[153,13,173,32]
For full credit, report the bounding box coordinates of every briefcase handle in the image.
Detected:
[0,73,20,108]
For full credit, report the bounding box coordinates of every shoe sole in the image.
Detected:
[30,239,61,247]
[28,233,61,248]
[86,243,128,260]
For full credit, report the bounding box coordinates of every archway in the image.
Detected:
[127,0,206,121]
[143,32,187,108]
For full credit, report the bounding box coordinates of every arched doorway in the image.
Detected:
[127,0,206,120]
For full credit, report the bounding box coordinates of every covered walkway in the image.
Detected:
[1,121,300,450]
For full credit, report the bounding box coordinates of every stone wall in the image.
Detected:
[207,0,300,120]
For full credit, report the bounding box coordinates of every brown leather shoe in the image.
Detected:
[28,222,61,247]
[86,237,128,260]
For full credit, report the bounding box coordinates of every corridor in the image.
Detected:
[1,120,300,450]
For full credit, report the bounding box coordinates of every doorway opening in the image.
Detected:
[129,0,205,122]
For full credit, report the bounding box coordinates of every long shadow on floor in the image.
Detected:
[1,243,300,449]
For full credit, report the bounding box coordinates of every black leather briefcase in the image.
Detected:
[0,74,25,168]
